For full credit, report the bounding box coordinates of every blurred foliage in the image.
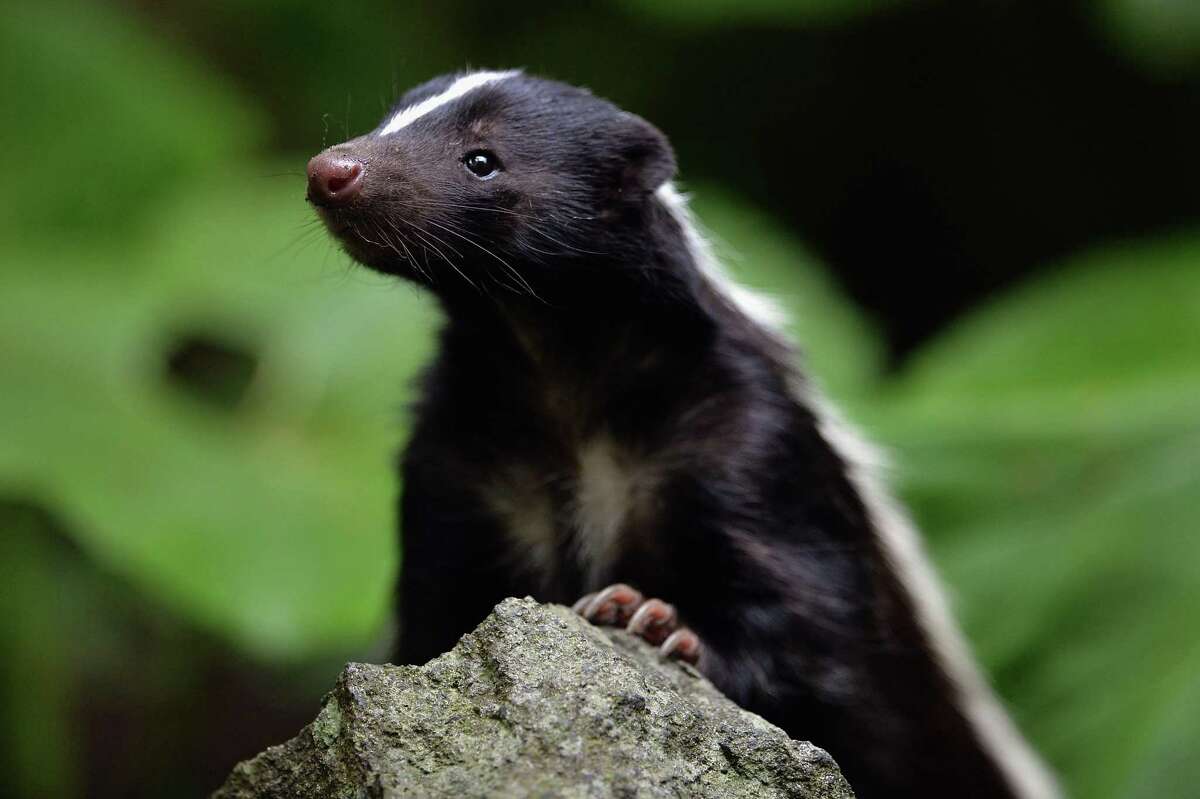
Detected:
[1,1,1198,798]
[0,3,261,244]
[0,500,335,797]
[870,235,1200,798]
[618,0,911,26]
[0,3,434,662]
[1095,0,1200,74]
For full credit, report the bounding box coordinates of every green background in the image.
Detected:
[1,1,1198,796]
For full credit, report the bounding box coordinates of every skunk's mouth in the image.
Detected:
[314,208,353,239]
[315,206,436,282]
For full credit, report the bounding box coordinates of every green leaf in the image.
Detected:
[0,172,436,659]
[0,1,262,246]
[865,232,1200,799]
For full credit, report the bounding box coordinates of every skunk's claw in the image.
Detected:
[573,583,702,665]
[572,583,643,626]
[660,628,702,663]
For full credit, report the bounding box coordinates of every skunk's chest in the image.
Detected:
[483,433,665,589]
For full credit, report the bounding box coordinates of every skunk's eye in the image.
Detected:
[464,150,501,179]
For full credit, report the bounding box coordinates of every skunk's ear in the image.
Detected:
[617,113,677,195]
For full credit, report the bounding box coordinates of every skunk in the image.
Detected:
[306,69,1059,798]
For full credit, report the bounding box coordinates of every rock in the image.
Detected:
[213,597,855,798]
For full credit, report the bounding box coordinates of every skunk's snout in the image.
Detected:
[306,152,364,208]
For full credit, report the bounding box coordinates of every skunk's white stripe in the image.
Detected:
[811,401,1062,799]
[379,70,519,136]
[655,181,1061,799]
[655,184,790,332]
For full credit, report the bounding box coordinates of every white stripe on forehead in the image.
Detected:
[378,70,519,136]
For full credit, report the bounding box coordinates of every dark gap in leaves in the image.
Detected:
[163,332,258,412]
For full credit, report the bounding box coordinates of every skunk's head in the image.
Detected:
[306,70,676,295]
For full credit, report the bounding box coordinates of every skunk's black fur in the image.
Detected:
[309,70,1056,799]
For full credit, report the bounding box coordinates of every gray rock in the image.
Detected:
[213,597,855,799]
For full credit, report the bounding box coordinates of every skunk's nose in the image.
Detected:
[306,152,364,207]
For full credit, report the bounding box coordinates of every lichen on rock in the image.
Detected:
[213,597,855,798]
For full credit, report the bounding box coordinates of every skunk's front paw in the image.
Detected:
[572,583,702,665]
